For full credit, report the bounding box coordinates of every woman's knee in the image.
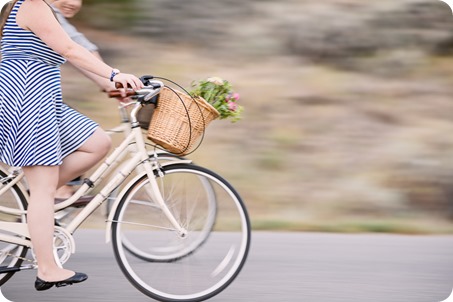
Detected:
[81,128,111,157]
[94,129,112,157]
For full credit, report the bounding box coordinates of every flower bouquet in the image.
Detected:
[189,77,244,123]
[147,76,243,155]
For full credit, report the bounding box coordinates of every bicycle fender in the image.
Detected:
[105,160,192,243]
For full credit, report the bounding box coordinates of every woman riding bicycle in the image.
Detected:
[0,0,142,291]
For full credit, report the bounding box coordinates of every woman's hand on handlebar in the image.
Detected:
[102,83,131,102]
[113,73,144,96]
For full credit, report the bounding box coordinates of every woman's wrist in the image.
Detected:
[110,69,121,81]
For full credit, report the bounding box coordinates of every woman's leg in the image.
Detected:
[22,128,109,281]
[57,127,111,188]
[22,165,76,281]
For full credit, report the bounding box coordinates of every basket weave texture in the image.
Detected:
[147,87,219,155]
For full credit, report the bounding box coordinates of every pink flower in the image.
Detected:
[228,101,238,112]
[232,93,240,101]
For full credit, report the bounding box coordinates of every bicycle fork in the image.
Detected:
[128,106,189,238]
[141,157,188,238]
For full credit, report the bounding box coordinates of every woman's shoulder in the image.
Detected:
[17,0,56,26]
[19,0,54,22]
[21,0,53,11]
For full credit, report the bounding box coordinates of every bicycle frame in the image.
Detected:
[0,95,190,252]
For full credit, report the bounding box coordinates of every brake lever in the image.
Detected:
[140,75,154,86]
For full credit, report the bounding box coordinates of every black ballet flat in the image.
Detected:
[35,272,88,291]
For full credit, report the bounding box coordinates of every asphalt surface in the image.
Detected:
[1,230,453,302]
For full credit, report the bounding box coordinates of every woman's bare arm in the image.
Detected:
[74,52,117,92]
[16,0,142,90]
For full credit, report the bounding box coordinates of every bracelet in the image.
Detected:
[110,69,120,82]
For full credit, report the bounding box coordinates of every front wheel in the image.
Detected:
[111,163,251,302]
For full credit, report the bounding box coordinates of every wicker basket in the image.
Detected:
[147,87,220,155]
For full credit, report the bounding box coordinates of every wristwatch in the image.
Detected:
[110,69,121,82]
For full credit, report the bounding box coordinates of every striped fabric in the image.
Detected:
[0,0,98,167]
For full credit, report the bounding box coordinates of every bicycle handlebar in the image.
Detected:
[107,75,163,100]
[107,89,137,98]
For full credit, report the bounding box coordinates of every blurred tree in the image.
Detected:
[74,0,253,46]
[74,0,139,31]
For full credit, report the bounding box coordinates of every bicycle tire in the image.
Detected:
[111,163,251,302]
[0,168,29,286]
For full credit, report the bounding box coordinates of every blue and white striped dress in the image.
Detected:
[0,0,98,167]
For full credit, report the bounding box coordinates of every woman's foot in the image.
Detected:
[35,271,88,291]
[37,268,77,282]
[54,184,94,207]
[55,185,75,199]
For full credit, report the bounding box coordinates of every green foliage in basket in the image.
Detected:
[189,77,244,122]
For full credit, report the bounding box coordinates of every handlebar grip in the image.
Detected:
[108,89,137,98]
[115,82,133,89]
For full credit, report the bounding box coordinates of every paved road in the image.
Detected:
[1,230,453,302]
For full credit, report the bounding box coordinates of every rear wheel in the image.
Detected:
[0,167,29,286]
[112,163,251,301]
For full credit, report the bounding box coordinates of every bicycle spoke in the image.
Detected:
[110,219,178,232]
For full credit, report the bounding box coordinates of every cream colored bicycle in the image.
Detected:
[0,77,251,302]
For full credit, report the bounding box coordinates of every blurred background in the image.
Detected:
[62,0,453,234]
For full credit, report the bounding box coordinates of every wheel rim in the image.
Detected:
[112,165,250,301]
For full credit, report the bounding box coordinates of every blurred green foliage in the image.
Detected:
[75,0,139,30]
